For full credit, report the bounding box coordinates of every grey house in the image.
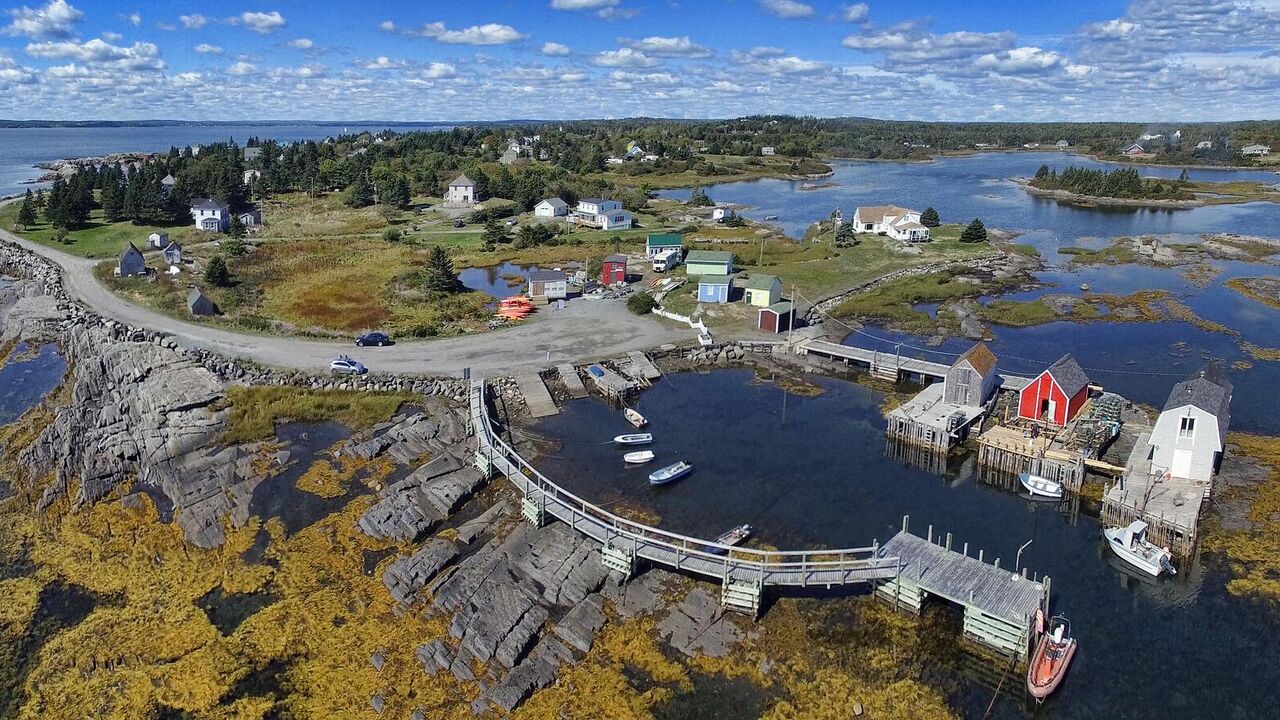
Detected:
[116,243,147,277]
[187,288,220,316]
[944,342,999,408]
[163,242,183,266]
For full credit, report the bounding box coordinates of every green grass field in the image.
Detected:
[1,200,192,259]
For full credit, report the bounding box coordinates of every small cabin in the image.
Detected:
[527,270,568,300]
[646,233,684,259]
[743,274,781,308]
[685,250,734,277]
[601,254,627,285]
[116,243,147,277]
[697,275,731,304]
[147,231,169,249]
[1018,354,1090,426]
[1148,365,1232,482]
[187,287,220,316]
[758,302,793,334]
[944,343,999,408]
[163,242,182,266]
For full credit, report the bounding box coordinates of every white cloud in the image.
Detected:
[285,38,314,50]
[596,6,638,20]
[421,61,456,79]
[171,71,201,86]
[101,31,121,41]
[232,11,286,34]
[550,0,618,8]
[843,28,1015,64]
[745,55,826,75]
[378,20,396,32]
[226,61,258,75]
[618,35,711,58]
[2,0,83,39]
[362,56,401,70]
[841,3,869,22]
[121,12,141,27]
[154,21,175,31]
[0,51,38,86]
[592,47,659,67]
[194,43,223,55]
[542,41,571,56]
[26,38,164,70]
[1083,18,1138,39]
[972,46,1067,74]
[731,46,786,62]
[559,71,587,82]
[179,13,207,30]
[407,21,526,45]
[709,80,743,92]
[759,0,813,19]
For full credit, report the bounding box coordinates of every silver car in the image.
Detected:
[329,356,367,375]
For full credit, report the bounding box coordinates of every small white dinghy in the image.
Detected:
[614,433,653,446]
[1104,520,1177,576]
[623,450,655,464]
[649,461,692,485]
[1019,472,1064,500]
[624,408,648,428]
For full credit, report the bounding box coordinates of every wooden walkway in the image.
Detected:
[557,364,588,399]
[625,351,663,381]
[514,371,559,418]
[879,532,1046,625]
[797,339,1031,391]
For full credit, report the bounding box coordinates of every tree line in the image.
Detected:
[1030,164,1191,200]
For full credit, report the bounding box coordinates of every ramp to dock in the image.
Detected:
[556,364,588,399]
[625,351,662,381]
[514,371,559,418]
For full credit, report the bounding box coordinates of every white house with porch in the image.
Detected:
[444,173,478,208]
[191,198,230,232]
[1242,144,1271,157]
[570,198,633,230]
[1147,366,1232,484]
[851,205,931,242]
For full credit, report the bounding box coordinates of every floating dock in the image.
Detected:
[513,371,560,418]
[556,364,588,399]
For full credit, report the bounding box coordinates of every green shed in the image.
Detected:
[685,250,734,277]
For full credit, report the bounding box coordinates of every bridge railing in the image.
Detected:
[471,380,899,580]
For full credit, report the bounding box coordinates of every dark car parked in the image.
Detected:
[355,331,392,347]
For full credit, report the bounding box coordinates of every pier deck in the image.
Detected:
[797,339,1030,390]
[556,364,588,399]
[514,371,560,418]
[1101,430,1203,556]
[625,351,663,381]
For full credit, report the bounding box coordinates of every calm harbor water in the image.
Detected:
[0,342,65,426]
[532,369,1278,720]
[0,124,449,198]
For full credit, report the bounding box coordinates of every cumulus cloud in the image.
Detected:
[542,41,570,56]
[843,27,1015,64]
[101,30,121,42]
[231,10,287,34]
[26,38,164,71]
[841,3,869,22]
[759,0,813,19]
[550,0,618,8]
[421,61,457,78]
[226,61,258,75]
[730,46,786,62]
[361,56,401,69]
[378,20,396,32]
[744,55,827,75]
[194,43,223,55]
[406,21,526,45]
[592,47,659,67]
[971,46,1069,74]
[0,51,38,86]
[285,38,314,50]
[1082,18,1138,39]
[2,0,82,39]
[179,13,207,30]
[618,35,711,58]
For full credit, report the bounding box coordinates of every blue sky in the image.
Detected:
[0,0,1277,121]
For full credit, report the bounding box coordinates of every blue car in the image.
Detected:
[355,331,392,347]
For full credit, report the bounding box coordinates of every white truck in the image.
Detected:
[652,248,681,273]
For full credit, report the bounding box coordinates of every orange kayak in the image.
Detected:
[1026,615,1076,700]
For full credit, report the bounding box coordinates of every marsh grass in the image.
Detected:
[221,386,415,445]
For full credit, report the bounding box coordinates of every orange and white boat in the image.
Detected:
[1026,613,1076,701]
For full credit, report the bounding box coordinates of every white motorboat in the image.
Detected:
[649,461,692,485]
[1104,520,1177,576]
[624,408,648,428]
[707,524,753,554]
[623,450,655,464]
[1020,472,1064,500]
[613,433,653,446]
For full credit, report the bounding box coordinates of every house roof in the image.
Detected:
[647,233,684,247]
[537,197,568,209]
[449,173,474,187]
[1164,365,1232,418]
[745,274,780,291]
[579,197,614,205]
[891,220,926,230]
[191,198,228,211]
[160,174,176,185]
[854,205,915,224]
[1043,354,1090,398]
[164,241,181,252]
[527,270,566,282]
[954,342,998,376]
[1242,144,1270,151]
[603,254,628,264]
[698,274,732,286]
[120,242,143,260]
[685,250,734,265]
[764,301,793,314]
[187,288,209,306]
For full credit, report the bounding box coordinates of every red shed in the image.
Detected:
[757,301,793,334]
[601,254,628,285]
[1018,354,1091,426]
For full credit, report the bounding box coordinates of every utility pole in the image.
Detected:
[787,284,795,344]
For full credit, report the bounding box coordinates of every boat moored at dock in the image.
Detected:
[707,524,753,554]
[623,450,655,464]
[1027,614,1077,700]
[1020,472,1064,500]
[1104,520,1177,576]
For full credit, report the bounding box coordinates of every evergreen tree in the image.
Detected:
[100,169,125,222]
[33,189,45,210]
[960,218,988,243]
[228,214,246,238]
[43,177,66,225]
[920,207,940,227]
[688,187,713,207]
[382,174,411,209]
[204,255,231,286]
[834,222,855,246]
[1034,164,1051,182]
[423,246,458,294]
[344,172,375,208]
[483,218,508,247]
[16,190,36,228]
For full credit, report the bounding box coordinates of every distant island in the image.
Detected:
[1019,163,1280,208]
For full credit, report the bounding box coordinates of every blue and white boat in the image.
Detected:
[649,461,692,485]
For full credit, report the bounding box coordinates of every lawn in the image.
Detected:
[1,200,192,259]
[829,270,990,332]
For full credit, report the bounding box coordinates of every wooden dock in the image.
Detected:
[556,364,588,399]
[878,518,1049,660]
[1101,430,1204,557]
[585,364,638,406]
[976,424,1086,491]
[514,371,560,418]
[625,351,662,381]
[796,339,1031,390]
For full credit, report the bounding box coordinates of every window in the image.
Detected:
[1178,416,1195,440]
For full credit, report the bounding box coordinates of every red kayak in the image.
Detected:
[1026,614,1076,701]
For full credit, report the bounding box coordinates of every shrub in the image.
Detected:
[627,292,658,315]
[383,228,403,243]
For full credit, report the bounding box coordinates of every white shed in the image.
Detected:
[1148,366,1232,483]
[534,198,568,218]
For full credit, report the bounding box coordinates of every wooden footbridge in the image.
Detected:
[469,379,1051,658]
[796,339,1031,390]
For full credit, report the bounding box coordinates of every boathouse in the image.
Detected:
[886,343,999,452]
[1148,365,1232,483]
[757,302,793,334]
[527,270,568,301]
[1018,355,1090,426]
[187,287,219,316]
[601,254,628,285]
[943,342,999,407]
[697,274,732,304]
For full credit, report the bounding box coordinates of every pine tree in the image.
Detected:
[920,207,940,227]
[960,218,988,243]
[101,170,125,222]
[228,214,246,238]
[204,255,231,286]
[423,245,458,294]
[44,177,66,225]
[382,174,410,209]
[483,218,508,247]
[344,173,375,208]
[16,190,36,229]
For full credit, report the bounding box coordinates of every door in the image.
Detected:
[1171,448,1193,479]
[1046,399,1058,423]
